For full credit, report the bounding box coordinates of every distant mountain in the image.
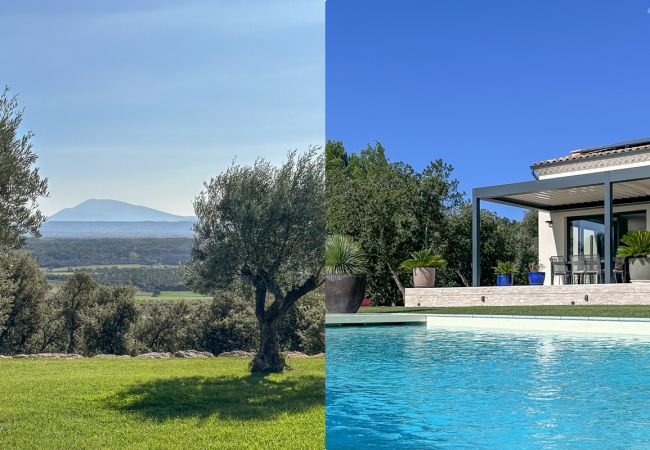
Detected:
[49,199,195,222]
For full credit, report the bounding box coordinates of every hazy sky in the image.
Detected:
[1,1,324,216]
[327,0,650,218]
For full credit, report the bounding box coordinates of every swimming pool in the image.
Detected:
[326,324,650,449]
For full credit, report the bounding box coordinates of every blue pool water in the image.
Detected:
[326,325,650,449]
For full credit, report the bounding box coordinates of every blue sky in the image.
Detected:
[326,0,650,218]
[1,1,324,216]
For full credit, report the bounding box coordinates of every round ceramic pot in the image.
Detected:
[413,267,436,288]
[325,274,367,313]
[496,274,512,286]
[628,257,650,283]
[528,272,545,285]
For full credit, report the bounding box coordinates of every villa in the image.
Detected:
[406,138,650,307]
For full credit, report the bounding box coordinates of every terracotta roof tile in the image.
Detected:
[531,140,650,169]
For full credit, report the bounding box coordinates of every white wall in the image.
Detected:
[538,203,650,285]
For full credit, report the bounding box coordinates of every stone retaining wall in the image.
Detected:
[405,284,650,307]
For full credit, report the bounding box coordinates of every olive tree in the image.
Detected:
[0,88,49,249]
[183,149,325,373]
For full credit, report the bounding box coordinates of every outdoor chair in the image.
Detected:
[583,255,602,284]
[550,256,571,285]
[613,257,626,283]
[570,255,586,284]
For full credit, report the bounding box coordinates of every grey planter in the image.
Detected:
[628,257,650,283]
[413,267,436,288]
[325,274,367,313]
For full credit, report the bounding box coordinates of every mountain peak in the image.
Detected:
[49,199,195,222]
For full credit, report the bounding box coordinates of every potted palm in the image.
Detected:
[527,262,546,285]
[616,230,650,283]
[493,261,518,286]
[325,235,368,313]
[399,249,447,288]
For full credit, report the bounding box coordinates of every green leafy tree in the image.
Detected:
[0,251,48,354]
[439,205,537,286]
[58,272,97,353]
[326,141,463,304]
[83,285,139,355]
[183,149,325,373]
[0,88,49,249]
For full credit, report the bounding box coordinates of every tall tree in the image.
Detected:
[326,141,463,304]
[0,88,49,249]
[183,149,325,373]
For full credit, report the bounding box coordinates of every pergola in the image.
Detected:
[472,165,650,286]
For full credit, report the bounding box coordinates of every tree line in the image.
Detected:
[0,253,324,356]
[326,140,538,305]
[47,266,187,292]
[26,238,192,268]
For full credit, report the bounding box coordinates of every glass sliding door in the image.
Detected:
[567,216,604,257]
[567,211,646,257]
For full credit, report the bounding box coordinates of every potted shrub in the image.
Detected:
[493,261,518,286]
[527,262,546,285]
[324,235,368,313]
[617,230,650,283]
[399,249,447,288]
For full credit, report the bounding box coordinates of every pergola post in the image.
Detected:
[472,193,481,287]
[604,178,613,283]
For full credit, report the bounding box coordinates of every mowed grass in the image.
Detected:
[360,305,650,317]
[0,357,324,449]
[134,291,212,302]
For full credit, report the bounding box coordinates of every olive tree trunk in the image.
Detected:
[251,316,284,373]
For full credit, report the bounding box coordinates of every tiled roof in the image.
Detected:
[531,139,650,169]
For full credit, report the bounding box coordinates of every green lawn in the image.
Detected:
[360,305,650,318]
[0,357,324,449]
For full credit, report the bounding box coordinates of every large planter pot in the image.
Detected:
[412,267,436,287]
[325,274,367,313]
[628,257,650,283]
[528,272,545,285]
[496,274,513,286]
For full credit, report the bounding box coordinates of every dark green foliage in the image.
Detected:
[0,88,49,249]
[0,251,48,353]
[26,238,192,268]
[437,205,538,287]
[197,295,260,355]
[326,141,464,304]
[133,302,199,353]
[83,285,139,355]
[278,291,325,354]
[326,141,539,301]
[58,272,97,353]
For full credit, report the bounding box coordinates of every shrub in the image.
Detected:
[132,302,197,353]
[198,295,259,355]
[325,235,367,274]
[0,252,49,354]
[83,285,139,355]
[278,291,325,354]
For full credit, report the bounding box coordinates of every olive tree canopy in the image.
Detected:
[0,88,49,249]
[183,149,325,372]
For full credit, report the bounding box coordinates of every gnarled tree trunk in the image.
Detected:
[251,316,285,373]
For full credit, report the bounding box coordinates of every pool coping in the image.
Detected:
[326,313,650,335]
